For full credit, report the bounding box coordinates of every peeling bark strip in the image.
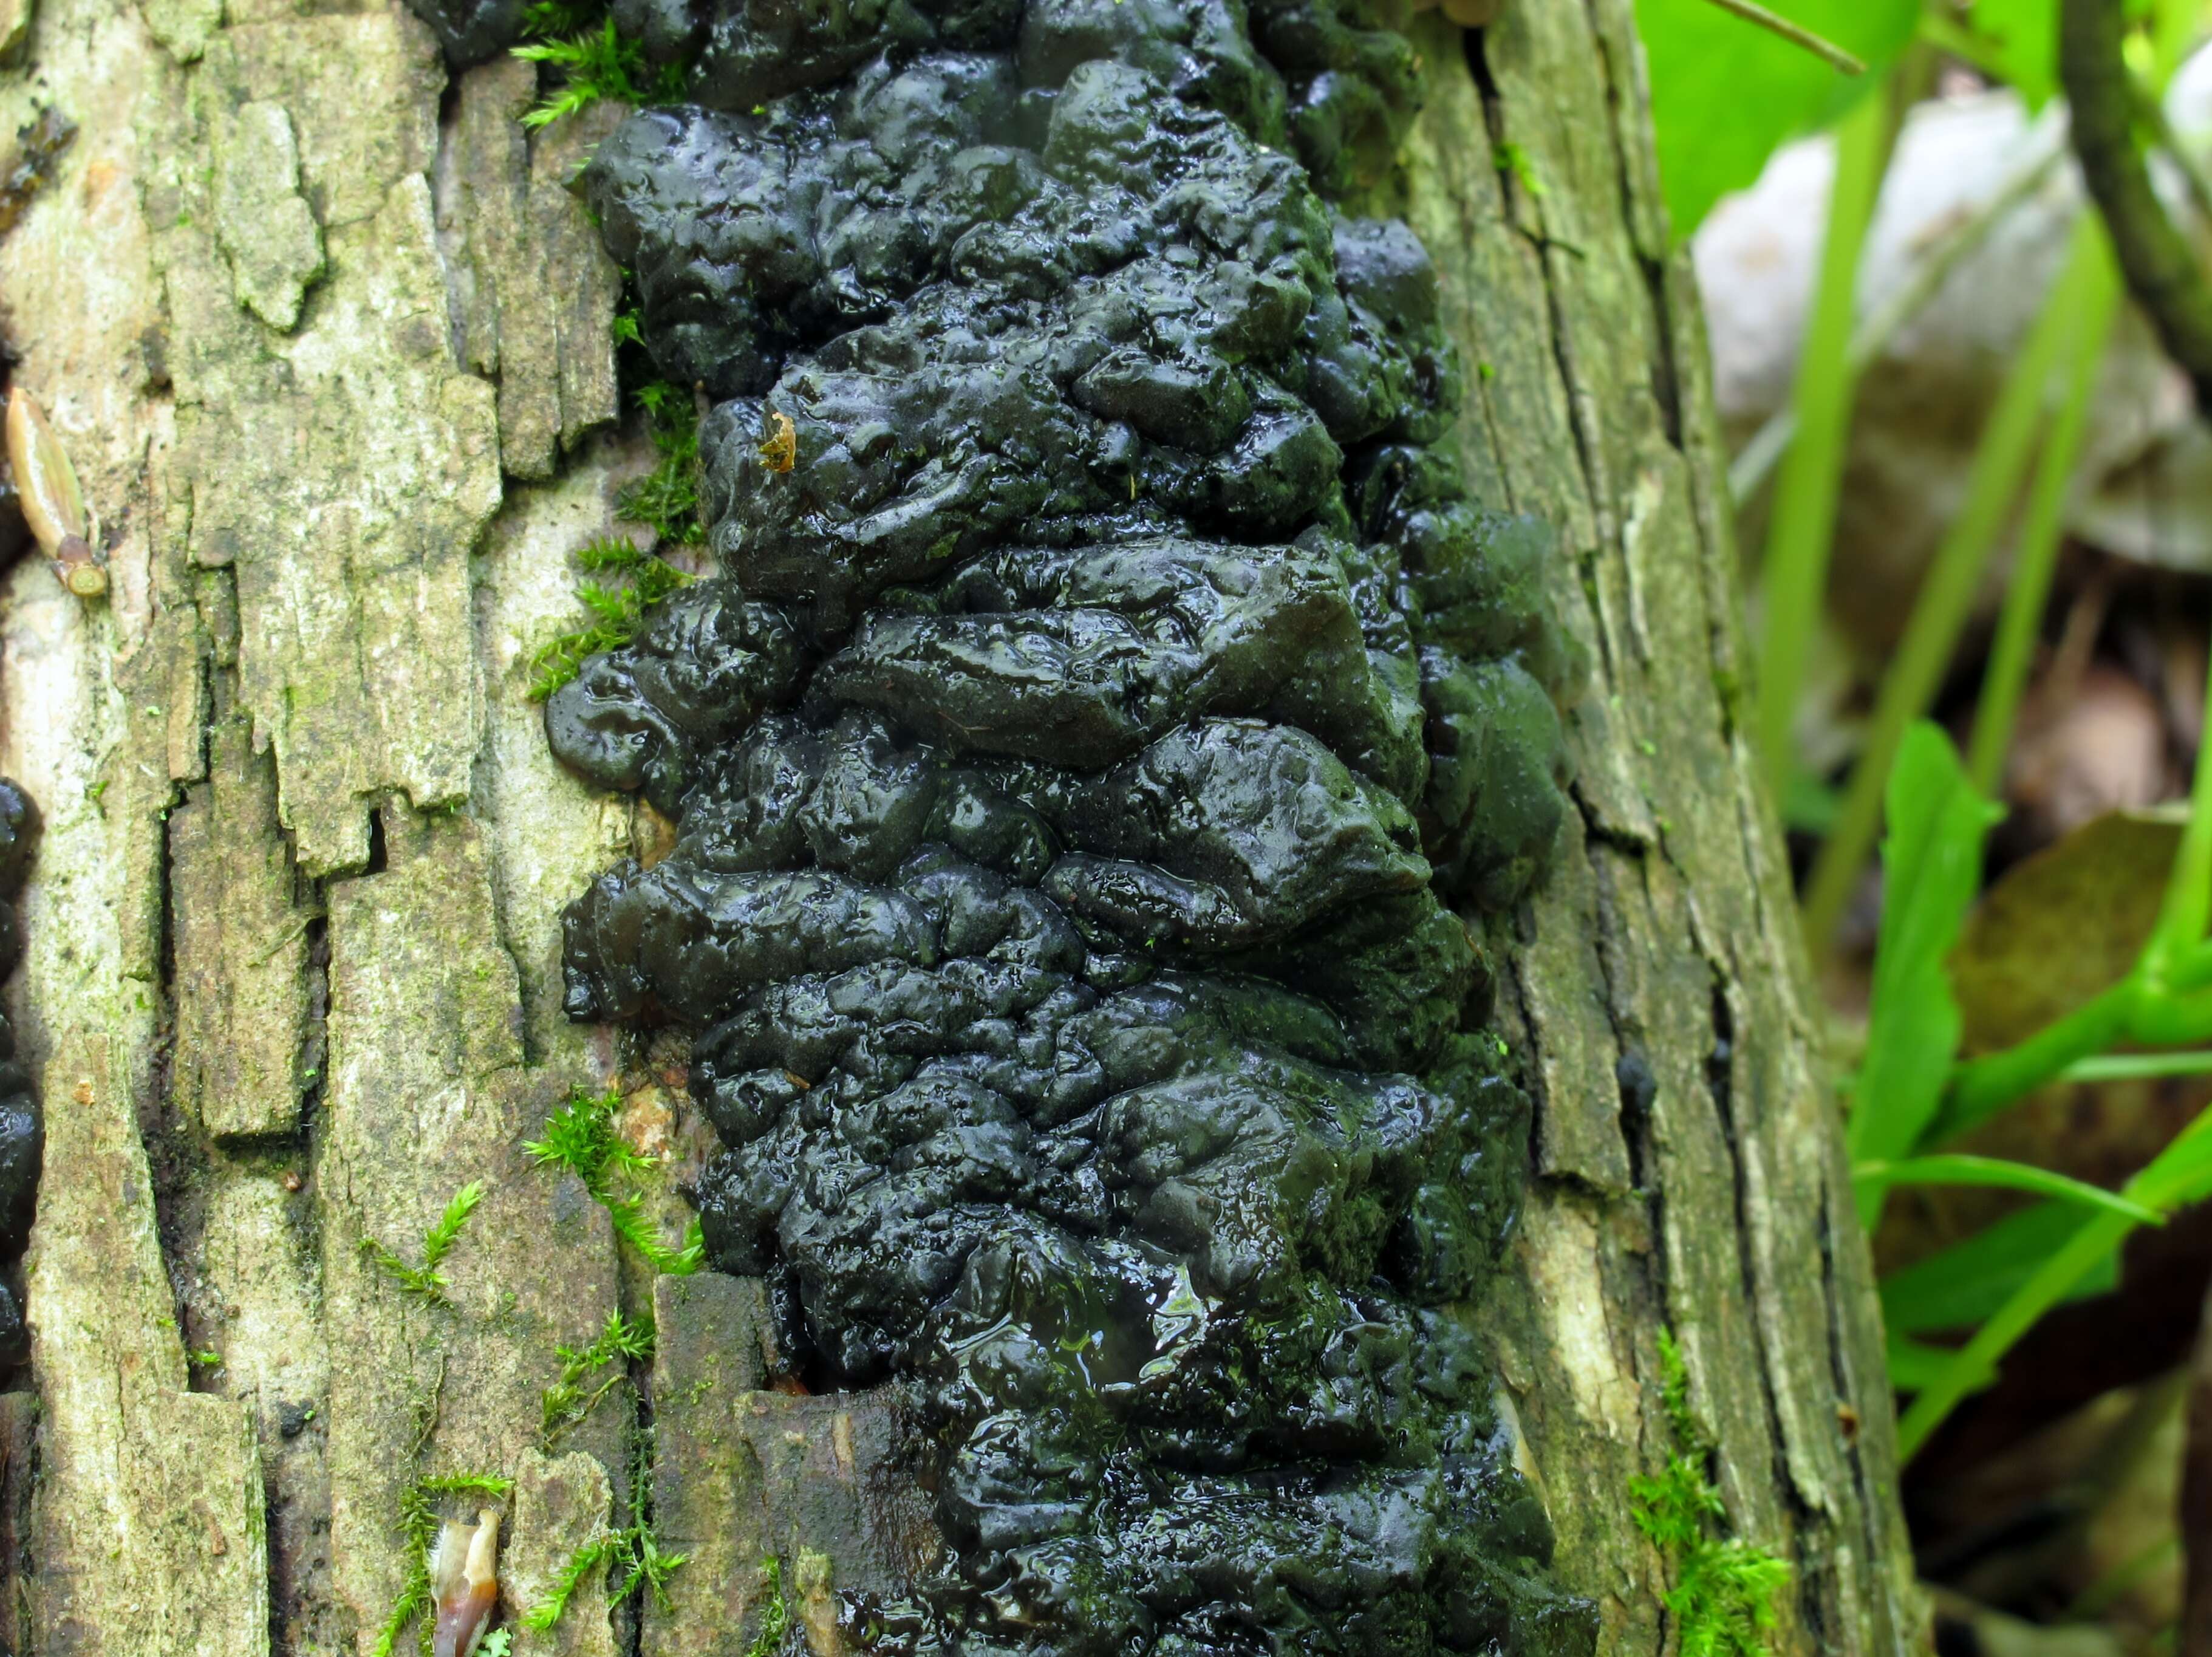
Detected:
[0,0,1916,1648]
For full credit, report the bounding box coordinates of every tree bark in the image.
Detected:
[0,0,1922,1652]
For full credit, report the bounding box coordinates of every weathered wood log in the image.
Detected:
[0,0,1923,1649]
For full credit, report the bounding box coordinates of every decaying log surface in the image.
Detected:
[0,0,1922,1650]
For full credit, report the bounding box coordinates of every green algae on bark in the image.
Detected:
[537,0,1591,1647]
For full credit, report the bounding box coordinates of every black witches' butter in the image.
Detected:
[539,0,1591,1645]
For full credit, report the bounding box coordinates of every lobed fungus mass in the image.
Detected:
[516,0,1593,1643]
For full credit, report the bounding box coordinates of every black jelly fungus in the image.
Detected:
[0,1281,26,1373]
[0,779,35,1379]
[0,1071,39,1254]
[542,0,1590,1642]
[403,0,534,66]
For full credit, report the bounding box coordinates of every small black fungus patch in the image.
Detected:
[540,0,1591,1645]
[406,0,533,66]
[0,781,38,1375]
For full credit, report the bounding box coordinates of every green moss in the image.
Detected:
[743,1555,790,1657]
[357,1181,486,1308]
[1630,1330,1791,1657]
[525,382,700,699]
[541,1308,655,1447]
[514,11,686,129]
[525,1085,653,1186]
[521,1534,613,1631]
[522,1429,688,1630]
[525,1085,704,1274]
[616,380,705,543]
[527,535,692,699]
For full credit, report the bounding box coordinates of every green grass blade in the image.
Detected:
[1896,1206,2131,1460]
[1896,1101,2212,1458]
[1879,1199,2114,1335]
[1755,91,1889,798]
[1855,1153,2162,1224]
[1931,978,2135,1145]
[1845,722,1998,1220]
[2063,1049,2212,1082]
[1886,1331,1996,1395]
[1966,228,2121,791]
[1803,213,2106,955]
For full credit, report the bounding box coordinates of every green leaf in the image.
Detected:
[1847,723,2002,1221]
[1955,0,2058,107]
[1897,1095,2212,1458]
[2129,1100,2212,1211]
[1633,0,1919,237]
[1855,1153,2163,1225]
[1879,1199,2117,1336]
[1885,1331,1996,1396]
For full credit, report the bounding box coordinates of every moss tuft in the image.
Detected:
[514,11,686,129]
[616,380,704,543]
[541,1308,654,1447]
[525,1085,703,1274]
[1631,1330,1792,1657]
[743,1555,790,1657]
[527,535,691,699]
[358,1180,486,1308]
[527,380,702,700]
[523,1428,688,1630]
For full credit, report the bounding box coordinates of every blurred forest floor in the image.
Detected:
[1702,55,2212,1652]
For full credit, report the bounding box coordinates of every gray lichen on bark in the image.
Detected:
[0,0,1921,1650]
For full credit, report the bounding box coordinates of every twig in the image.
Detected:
[1697,0,1864,74]
[2063,0,2212,415]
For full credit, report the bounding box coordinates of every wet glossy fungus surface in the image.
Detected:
[406,0,533,64]
[0,781,39,1372]
[542,0,1592,1645]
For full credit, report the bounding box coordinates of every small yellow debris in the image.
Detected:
[757,409,797,474]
